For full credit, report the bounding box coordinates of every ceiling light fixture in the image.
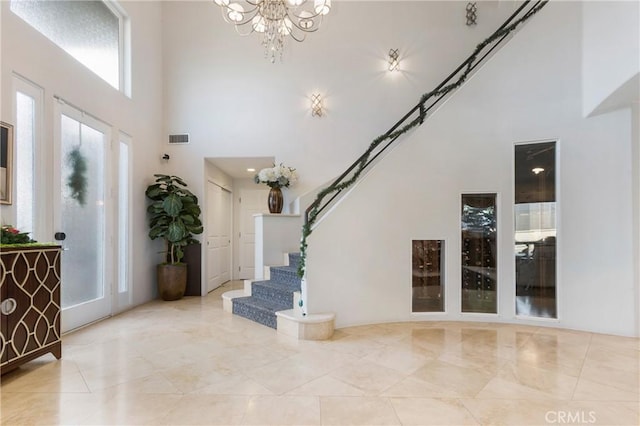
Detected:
[213,0,331,63]
[247,168,256,172]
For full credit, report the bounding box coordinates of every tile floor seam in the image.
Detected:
[569,332,593,401]
[383,396,403,426]
[458,398,484,426]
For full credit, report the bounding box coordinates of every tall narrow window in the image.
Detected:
[461,194,497,314]
[515,142,557,318]
[10,0,128,93]
[14,76,43,239]
[118,136,130,295]
[412,240,445,312]
[15,92,35,234]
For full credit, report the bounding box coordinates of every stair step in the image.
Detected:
[230,253,303,330]
[288,253,301,270]
[252,280,300,305]
[270,265,301,286]
[232,296,291,329]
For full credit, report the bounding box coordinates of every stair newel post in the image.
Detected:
[299,276,308,316]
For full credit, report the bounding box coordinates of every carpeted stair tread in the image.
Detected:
[254,279,300,292]
[269,265,301,286]
[232,296,291,329]
[252,281,300,304]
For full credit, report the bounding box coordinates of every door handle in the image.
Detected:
[1,298,17,315]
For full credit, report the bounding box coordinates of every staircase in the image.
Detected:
[232,253,301,329]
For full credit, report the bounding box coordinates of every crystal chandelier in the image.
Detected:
[213,0,331,62]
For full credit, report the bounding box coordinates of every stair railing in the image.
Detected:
[299,0,549,279]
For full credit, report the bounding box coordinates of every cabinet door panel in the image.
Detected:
[1,247,62,374]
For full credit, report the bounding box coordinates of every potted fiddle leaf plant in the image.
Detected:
[145,174,203,300]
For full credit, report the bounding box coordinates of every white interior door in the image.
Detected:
[207,181,231,292]
[54,101,112,333]
[238,188,269,279]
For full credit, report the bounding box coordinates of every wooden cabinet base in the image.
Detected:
[1,342,61,375]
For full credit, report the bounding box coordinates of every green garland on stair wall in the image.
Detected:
[298,1,548,280]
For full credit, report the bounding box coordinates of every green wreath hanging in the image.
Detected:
[67,146,88,206]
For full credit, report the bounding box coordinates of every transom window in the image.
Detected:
[11,0,128,93]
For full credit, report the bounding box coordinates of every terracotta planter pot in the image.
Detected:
[157,263,187,301]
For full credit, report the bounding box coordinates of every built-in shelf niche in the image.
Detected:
[461,193,497,314]
[412,239,444,312]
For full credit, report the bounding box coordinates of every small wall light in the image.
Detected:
[388,48,400,72]
[466,2,477,26]
[162,153,170,160]
[311,93,323,117]
[532,167,545,175]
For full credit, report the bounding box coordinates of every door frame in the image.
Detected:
[203,179,233,294]
[53,99,114,333]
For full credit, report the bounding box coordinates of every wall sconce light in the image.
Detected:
[311,93,323,117]
[388,48,400,72]
[466,2,477,26]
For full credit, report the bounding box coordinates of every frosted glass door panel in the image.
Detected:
[60,114,106,308]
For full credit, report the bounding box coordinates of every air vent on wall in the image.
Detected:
[169,133,190,144]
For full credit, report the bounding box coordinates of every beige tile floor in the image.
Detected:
[1,280,638,425]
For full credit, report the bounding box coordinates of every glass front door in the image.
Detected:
[55,104,111,332]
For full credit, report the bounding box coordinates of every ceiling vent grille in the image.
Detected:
[169,133,190,144]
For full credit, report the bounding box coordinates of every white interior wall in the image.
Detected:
[582,1,640,116]
[0,1,164,309]
[254,214,302,280]
[161,1,518,201]
[305,1,639,337]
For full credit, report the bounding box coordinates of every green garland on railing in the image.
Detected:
[298,1,548,281]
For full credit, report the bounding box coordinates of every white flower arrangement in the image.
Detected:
[254,164,298,189]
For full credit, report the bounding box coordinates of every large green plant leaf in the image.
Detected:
[167,220,187,243]
[162,193,183,217]
[145,184,163,200]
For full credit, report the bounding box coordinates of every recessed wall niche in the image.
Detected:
[461,193,497,314]
[412,240,444,312]
[515,141,557,318]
